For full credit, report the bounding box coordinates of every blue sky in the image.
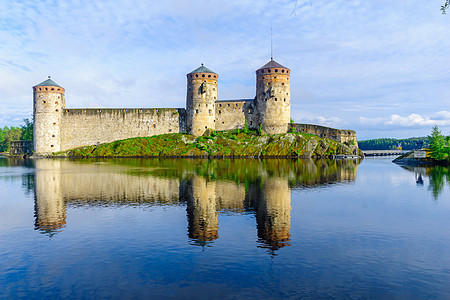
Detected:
[0,0,449,140]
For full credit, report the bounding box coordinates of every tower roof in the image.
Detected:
[257,59,289,71]
[34,77,62,88]
[188,64,216,74]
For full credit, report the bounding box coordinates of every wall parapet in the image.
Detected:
[290,123,358,146]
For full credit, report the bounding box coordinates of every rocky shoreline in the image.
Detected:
[393,149,450,166]
[49,130,364,159]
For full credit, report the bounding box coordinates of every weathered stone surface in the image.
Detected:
[33,60,360,156]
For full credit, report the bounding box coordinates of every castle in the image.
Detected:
[33,59,357,155]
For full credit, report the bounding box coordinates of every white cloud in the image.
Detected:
[358,111,450,128]
[0,0,450,141]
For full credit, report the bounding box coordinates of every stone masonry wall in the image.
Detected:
[215,100,258,131]
[290,123,358,147]
[60,108,186,151]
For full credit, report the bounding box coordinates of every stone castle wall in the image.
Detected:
[290,123,358,147]
[60,108,186,151]
[215,100,258,131]
[33,60,359,155]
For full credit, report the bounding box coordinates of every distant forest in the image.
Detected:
[358,137,430,150]
[0,119,33,152]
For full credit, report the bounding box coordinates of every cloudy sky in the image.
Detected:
[0,0,449,140]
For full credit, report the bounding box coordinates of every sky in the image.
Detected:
[0,0,449,140]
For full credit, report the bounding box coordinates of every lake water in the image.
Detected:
[1,157,450,299]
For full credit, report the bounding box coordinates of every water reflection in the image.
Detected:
[400,165,450,200]
[27,158,361,250]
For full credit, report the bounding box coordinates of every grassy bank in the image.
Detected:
[53,129,362,158]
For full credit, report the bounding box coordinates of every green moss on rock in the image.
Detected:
[53,129,363,158]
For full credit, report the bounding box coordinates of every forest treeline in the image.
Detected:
[0,119,33,152]
[358,137,430,150]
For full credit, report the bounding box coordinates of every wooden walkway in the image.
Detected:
[363,150,403,156]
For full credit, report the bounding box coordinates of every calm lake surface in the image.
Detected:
[1,157,450,299]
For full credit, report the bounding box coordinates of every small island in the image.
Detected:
[393,126,450,166]
[52,129,363,158]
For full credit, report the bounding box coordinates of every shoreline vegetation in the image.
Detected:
[393,126,450,166]
[49,129,363,159]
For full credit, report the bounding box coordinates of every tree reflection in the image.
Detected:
[401,165,450,200]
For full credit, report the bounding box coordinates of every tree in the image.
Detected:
[21,118,33,141]
[442,0,450,14]
[0,126,22,152]
[428,125,446,160]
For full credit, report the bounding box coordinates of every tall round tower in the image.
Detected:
[255,59,291,134]
[186,64,218,136]
[33,77,65,155]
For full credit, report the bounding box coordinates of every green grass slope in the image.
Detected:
[53,129,362,158]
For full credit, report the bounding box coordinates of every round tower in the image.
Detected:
[33,77,65,155]
[255,59,291,134]
[186,64,218,136]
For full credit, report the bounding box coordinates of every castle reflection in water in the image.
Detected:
[30,158,360,251]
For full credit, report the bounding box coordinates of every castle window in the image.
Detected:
[55,109,59,112]
[39,88,41,91]
[52,134,55,137]
[267,69,271,73]
[284,98,286,102]
[51,88,54,91]
[55,101,58,104]
[66,109,69,112]
[196,74,198,77]
[57,88,60,91]
[205,126,207,129]
[274,77,277,79]
[214,97,216,99]
[267,83,270,85]
[261,70,264,73]
[250,122,253,125]
[213,88,215,91]
[51,145,54,147]
[42,101,46,104]
[222,122,224,124]
[45,88,48,90]
[208,75,211,78]
[169,129,172,132]
[275,69,278,72]
[282,83,285,86]
[219,110,221,114]
[58,96,60,98]
[219,104,222,107]
[209,109,212,114]
[227,104,230,107]
[282,70,285,73]
[235,104,238,107]
[195,109,199,114]
[202,74,205,77]
[275,98,277,101]
[287,93,289,95]
[206,104,208,107]
[214,75,217,78]
[153,124,156,128]
[53,122,56,125]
